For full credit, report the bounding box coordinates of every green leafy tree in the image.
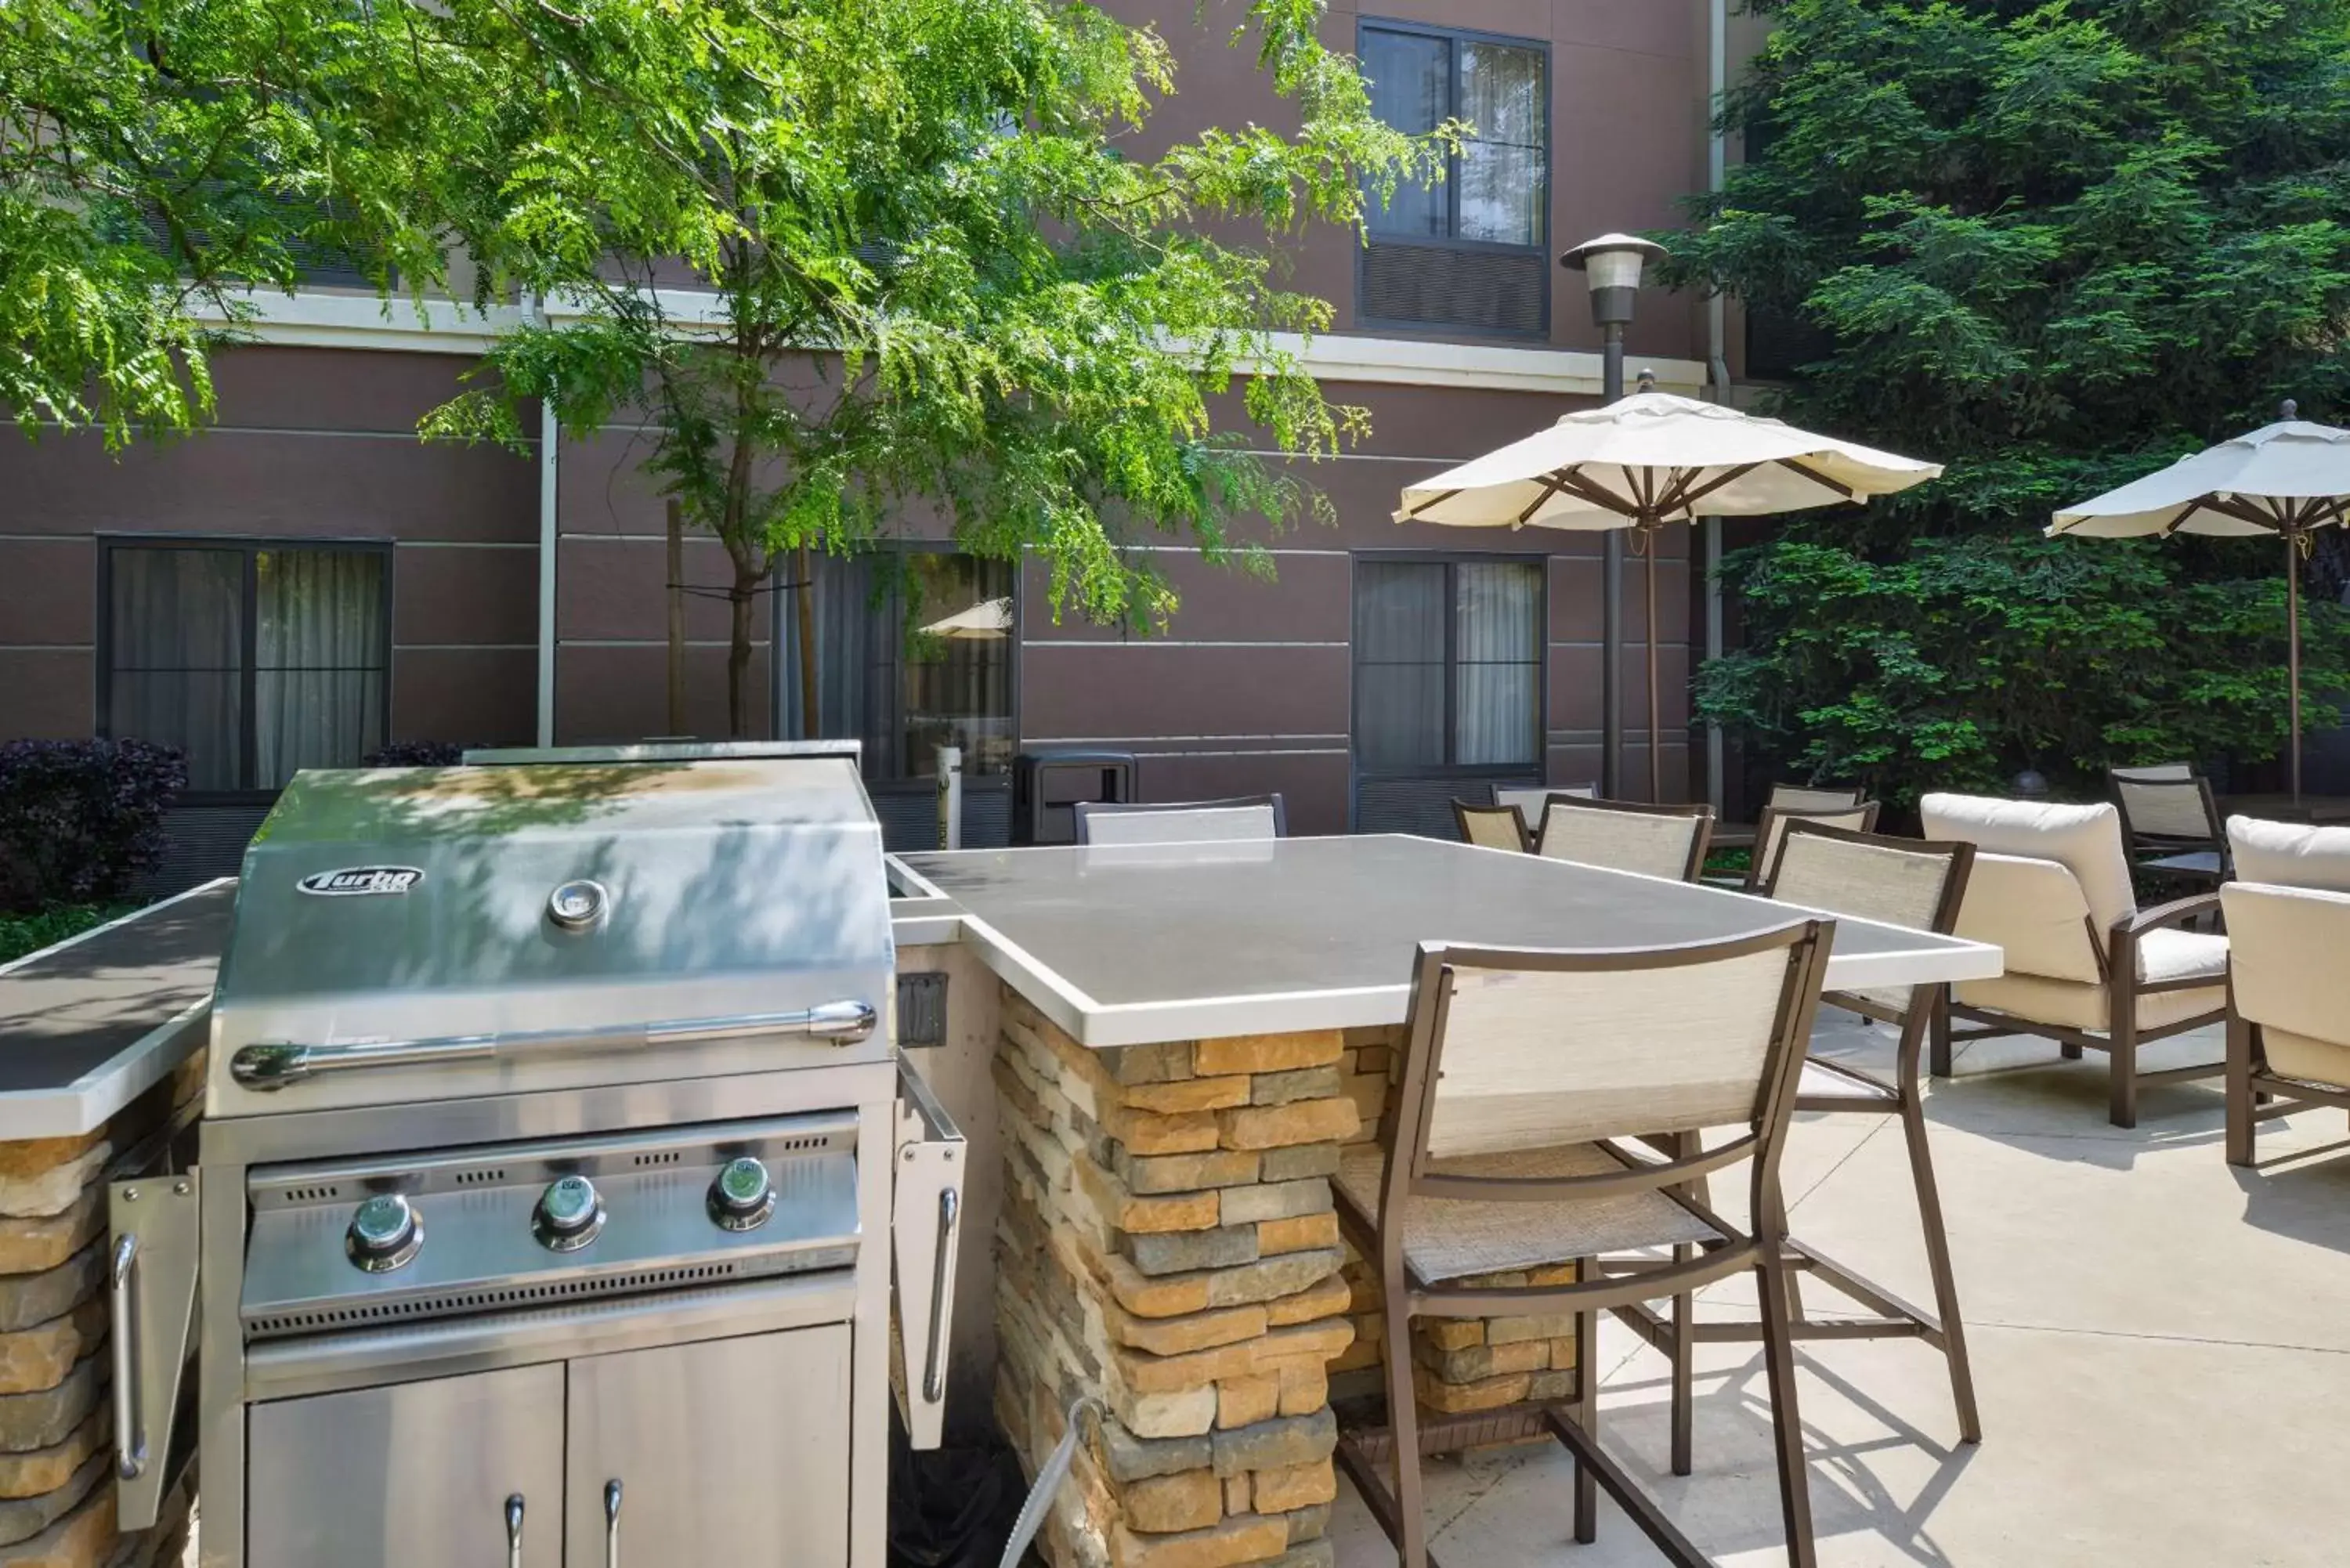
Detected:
[1668,0,2350,801]
[1,1,428,446]
[371,0,1435,735]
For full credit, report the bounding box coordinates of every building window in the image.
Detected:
[1352,558,1542,775]
[103,542,390,794]
[803,551,1016,780]
[1358,21,1549,338]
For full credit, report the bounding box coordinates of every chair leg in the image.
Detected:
[1383,1292,1427,1568]
[1669,1245,1694,1478]
[1574,1288,1600,1544]
[1929,991,1953,1078]
[1754,1248,1818,1568]
[1900,1097,1980,1443]
[2060,1042,2084,1060]
[2109,1022,2138,1130]
[2225,1015,2255,1168]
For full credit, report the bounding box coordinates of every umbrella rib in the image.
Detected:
[1401,488,1462,520]
[1553,468,1642,518]
[1776,457,1855,500]
[1514,476,1567,526]
[1669,464,1759,515]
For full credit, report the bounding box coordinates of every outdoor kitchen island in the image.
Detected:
[890,836,2003,1568]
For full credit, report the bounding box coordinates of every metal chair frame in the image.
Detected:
[1933,891,2225,1129]
[1611,822,1983,1479]
[1332,924,1835,1568]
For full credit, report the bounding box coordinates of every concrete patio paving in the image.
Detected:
[1325,1017,2350,1566]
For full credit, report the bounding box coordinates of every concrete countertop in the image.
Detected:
[889,836,2005,1049]
[0,879,235,1140]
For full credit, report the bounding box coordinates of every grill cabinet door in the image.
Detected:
[564,1326,852,1568]
[248,1364,564,1568]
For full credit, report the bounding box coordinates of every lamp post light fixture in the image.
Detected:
[1562,232,1668,799]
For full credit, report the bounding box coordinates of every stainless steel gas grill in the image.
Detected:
[106,753,962,1568]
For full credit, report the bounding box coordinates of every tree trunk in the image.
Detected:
[666,498,685,735]
[795,543,819,740]
[728,565,757,739]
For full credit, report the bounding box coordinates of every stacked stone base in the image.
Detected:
[1327,1028,1579,1433]
[992,992,1360,1568]
[0,1059,201,1568]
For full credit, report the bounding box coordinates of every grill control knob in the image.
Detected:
[708,1157,776,1231]
[346,1194,421,1273]
[533,1175,605,1252]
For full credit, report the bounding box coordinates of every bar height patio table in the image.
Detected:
[891,836,1999,1568]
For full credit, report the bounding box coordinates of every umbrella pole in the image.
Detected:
[2290,529,2304,804]
[1647,533,1664,802]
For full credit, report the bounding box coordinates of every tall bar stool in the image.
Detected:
[1332,922,1835,1568]
[1614,821,1983,1475]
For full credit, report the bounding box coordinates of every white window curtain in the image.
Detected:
[254,549,387,787]
[1454,561,1541,766]
[1353,558,1540,772]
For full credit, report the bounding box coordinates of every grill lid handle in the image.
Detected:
[230,1000,880,1090]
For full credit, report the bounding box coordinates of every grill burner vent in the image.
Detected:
[633,1151,682,1167]
[284,1185,342,1204]
[454,1169,506,1185]
[246,1260,746,1339]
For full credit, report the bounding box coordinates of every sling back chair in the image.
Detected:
[1331,921,1835,1568]
[1614,822,1981,1479]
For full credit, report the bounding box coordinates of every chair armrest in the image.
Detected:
[2113,893,2222,939]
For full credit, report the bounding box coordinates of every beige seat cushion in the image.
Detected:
[1955,972,2225,1034]
[1335,1143,1721,1284]
[1922,794,2137,935]
[2228,816,2350,892]
[2136,927,2228,986]
[2221,881,2350,1089]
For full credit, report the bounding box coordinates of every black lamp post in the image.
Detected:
[1562,233,1667,798]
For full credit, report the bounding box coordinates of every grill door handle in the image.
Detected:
[924,1187,959,1404]
[110,1235,144,1481]
[504,1494,524,1568]
[230,1000,880,1089]
[603,1479,623,1568]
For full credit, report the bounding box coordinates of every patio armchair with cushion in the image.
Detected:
[1332,922,1835,1568]
[1453,800,1532,854]
[2108,764,2229,887]
[1921,794,2227,1128]
[2227,813,2350,891]
[1070,794,1285,845]
[2222,873,2350,1166]
[1534,797,1716,883]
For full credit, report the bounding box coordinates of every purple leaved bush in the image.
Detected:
[0,739,186,912]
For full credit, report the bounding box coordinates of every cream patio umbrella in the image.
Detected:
[2050,405,2350,802]
[1395,390,1942,801]
[918,596,1013,640]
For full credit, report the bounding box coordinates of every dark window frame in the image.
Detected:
[1349,550,1549,782]
[778,540,1023,784]
[1355,16,1553,341]
[96,535,396,804]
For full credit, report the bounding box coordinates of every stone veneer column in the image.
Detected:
[0,1059,201,1568]
[1328,1028,1578,1430]
[992,990,1360,1568]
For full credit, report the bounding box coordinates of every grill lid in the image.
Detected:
[208,757,895,1114]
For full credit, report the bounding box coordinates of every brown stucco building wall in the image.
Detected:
[0,0,1739,847]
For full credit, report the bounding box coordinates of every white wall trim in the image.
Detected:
[197,291,1711,395]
